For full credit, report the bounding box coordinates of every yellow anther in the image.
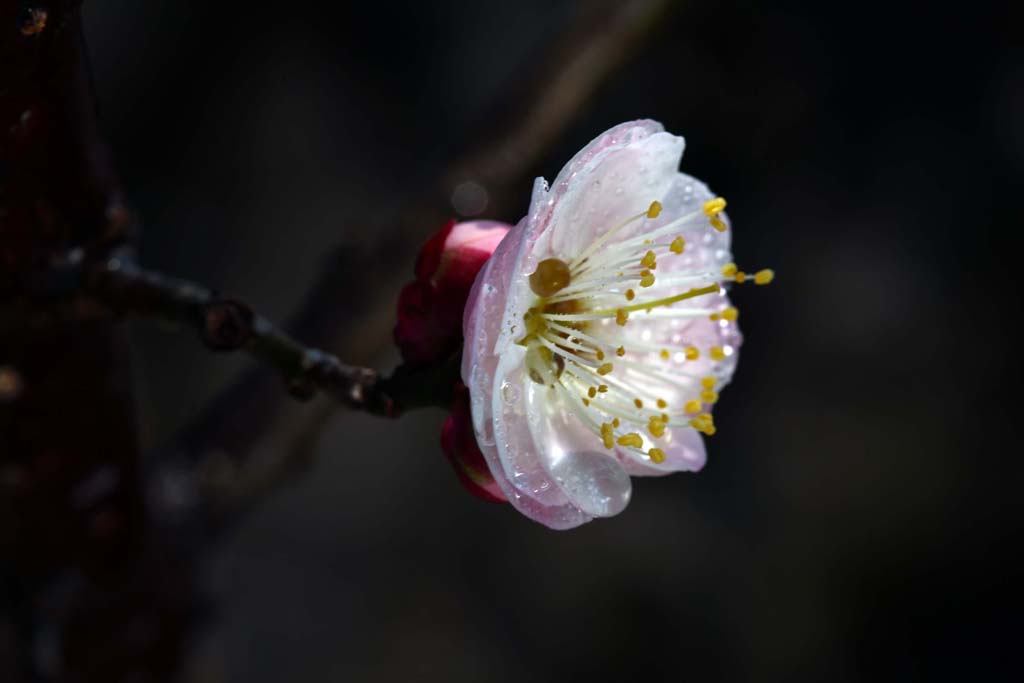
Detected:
[647,200,662,219]
[639,272,656,288]
[754,268,775,285]
[648,416,666,438]
[656,398,668,409]
[617,432,644,448]
[649,448,666,464]
[588,387,597,399]
[659,349,670,360]
[615,309,629,326]
[625,289,636,301]
[689,412,717,436]
[721,262,738,277]
[612,418,620,428]
[735,271,747,283]
[710,215,728,232]
[640,250,657,268]
[684,399,703,414]
[661,413,670,422]
[582,398,590,406]
[598,384,608,393]
[709,313,720,321]
[601,423,615,449]
[709,346,726,361]
[670,236,686,254]
[528,258,572,297]
[597,362,614,375]
[703,197,727,216]
[684,346,700,361]
[596,348,605,361]
[721,306,739,321]
[616,346,626,357]
[634,398,644,409]
[701,376,716,389]
[701,389,719,404]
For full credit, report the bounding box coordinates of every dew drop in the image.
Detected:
[501,380,521,404]
[550,451,631,517]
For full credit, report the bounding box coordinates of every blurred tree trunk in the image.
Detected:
[1,2,191,680]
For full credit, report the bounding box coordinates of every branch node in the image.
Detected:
[199,300,254,351]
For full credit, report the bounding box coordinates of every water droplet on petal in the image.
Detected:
[549,451,631,517]
[501,380,520,404]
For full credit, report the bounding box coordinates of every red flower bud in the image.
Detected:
[397,220,511,504]
[440,383,506,502]
[395,220,510,367]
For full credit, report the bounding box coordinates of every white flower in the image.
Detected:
[461,121,772,529]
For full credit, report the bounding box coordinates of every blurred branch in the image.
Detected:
[84,255,396,416]
[163,0,679,518]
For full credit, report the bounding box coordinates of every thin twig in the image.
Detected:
[87,256,392,414]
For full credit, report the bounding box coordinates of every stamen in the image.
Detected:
[529,258,572,297]
[754,269,775,285]
[597,284,720,316]
[721,263,738,277]
[601,423,615,449]
[703,197,726,216]
[617,433,644,448]
[649,448,666,463]
[571,209,649,271]
[709,346,726,361]
[670,236,685,254]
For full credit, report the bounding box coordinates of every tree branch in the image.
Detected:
[86,255,394,414]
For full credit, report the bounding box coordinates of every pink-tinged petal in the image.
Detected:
[462,204,590,529]
[546,128,684,260]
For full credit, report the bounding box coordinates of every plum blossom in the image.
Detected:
[461,120,772,529]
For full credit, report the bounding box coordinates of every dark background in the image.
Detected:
[72,0,1021,680]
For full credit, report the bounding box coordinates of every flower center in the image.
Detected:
[517,198,773,465]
